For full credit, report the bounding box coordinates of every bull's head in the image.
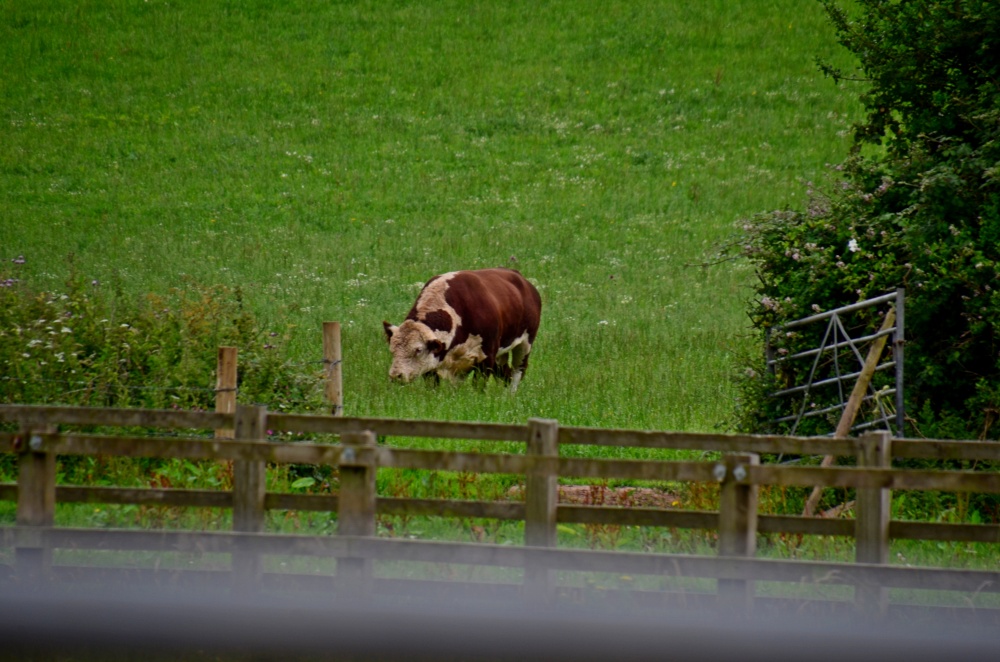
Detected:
[382,320,446,383]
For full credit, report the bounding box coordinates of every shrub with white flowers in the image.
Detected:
[0,260,325,414]
[732,0,1000,442]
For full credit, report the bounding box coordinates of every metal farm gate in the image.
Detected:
[765,289,905,437]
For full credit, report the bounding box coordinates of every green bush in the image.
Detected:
[0,257,325,414]
[733,0,1000,441]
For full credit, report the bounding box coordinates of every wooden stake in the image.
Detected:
[323,322,343,416]
[215,346,238,440]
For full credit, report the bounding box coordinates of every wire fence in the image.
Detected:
[1,322,346,419]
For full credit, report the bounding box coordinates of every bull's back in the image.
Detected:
[446,269,541,344]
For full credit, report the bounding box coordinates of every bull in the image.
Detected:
[382,268,541,392]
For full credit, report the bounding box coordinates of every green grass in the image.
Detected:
[4,1,998,584]
[16,0,994,595]
[0,0,862,432]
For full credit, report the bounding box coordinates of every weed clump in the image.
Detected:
[0,259,324,414]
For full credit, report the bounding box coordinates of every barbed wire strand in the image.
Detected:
[0,375,236,395]
[0,354,341,407]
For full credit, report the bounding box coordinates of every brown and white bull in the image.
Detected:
[383,268,541,392]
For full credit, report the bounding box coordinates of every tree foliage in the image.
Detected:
[736,0,1000,440]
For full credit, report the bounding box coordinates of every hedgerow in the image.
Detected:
[733,0,1000,441]
[0,257,324,414]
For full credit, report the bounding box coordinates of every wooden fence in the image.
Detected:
[2,403,1000,619]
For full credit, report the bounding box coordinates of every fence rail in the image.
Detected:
[2,402,999,618]
[5,404,999,460]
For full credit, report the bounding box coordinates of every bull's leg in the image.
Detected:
[508,343,531,394]
[469,353,499,390]
[493,353,513,382]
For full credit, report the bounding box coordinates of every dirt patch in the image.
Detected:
[509,485,681,508]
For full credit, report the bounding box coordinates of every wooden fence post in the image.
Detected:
[717,453,759,615]
[323,322,344,416]
[15,423,56,584]
[215,346,238,440]
[337,430,377,597]
[232,404,267,591]
[855,430,891,615]
[524,418,559,603]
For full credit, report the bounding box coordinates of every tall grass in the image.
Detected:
[0,0,861,431]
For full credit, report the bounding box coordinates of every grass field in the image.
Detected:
[0,0,863,433]
[5,2,1000,589]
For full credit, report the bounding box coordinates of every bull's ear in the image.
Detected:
[382,321,397,342]
[426,338,445,355]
